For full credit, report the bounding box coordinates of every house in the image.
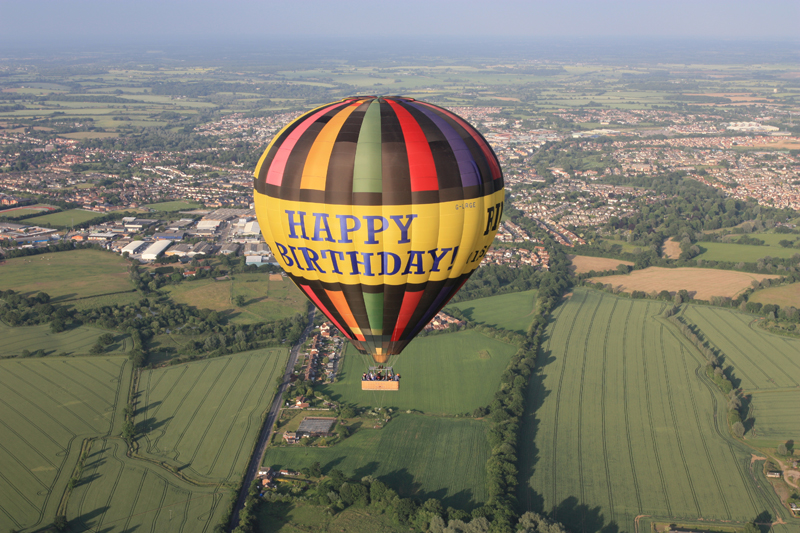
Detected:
[282,432,298,444]
[279,469,299,476]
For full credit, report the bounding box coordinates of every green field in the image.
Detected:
[136,349,288,483]
[0,249,132,302]
[0,356,131,532]
[165,273,307,324]
[263,414,489,509]
[24,208,107,227]
[145,200,203,212]
[697,241,800,262]
[258,500,407,533]
[519,289,792,532]
[680,305,800,447]
[450,289,537,334]
[750,281,800,308]
[0,322,130,357]
[68,439,225,533]
[321,329,519,415]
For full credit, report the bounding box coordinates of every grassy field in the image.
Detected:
[0,356,131,532]
[165,273,307,324]
[136,349,288,483]
[67,439,226,533]
[590,266,780,300]
[519,289,792,532]
[697,241,800,262]
[680,305,800,447]
[750,281,800,308]
[0,249,132,302]
[568,255,634,274]
[321,329,519,415]
[258,501,407,533]
[0,322,130,357]
[263,414,490,509]
[450,289,538,334]
[145,200,203,212]
[24,208,107,227]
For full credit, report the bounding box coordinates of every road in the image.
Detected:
[230,306,316,530]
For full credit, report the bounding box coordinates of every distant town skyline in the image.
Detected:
[1,0,799,48]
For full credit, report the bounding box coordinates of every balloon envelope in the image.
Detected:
[254,96,504,363]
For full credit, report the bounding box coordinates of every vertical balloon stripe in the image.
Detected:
[417,102,503,181]
[352,101,383,194]
[407,102,479,188]
[362,292,384,335]
[300,285,352,340]
[385,99,438,192]
[267,103,347,186]
[408,284,454,338]
[300,102,360,191]
[325,290,365,341]
[391,290,425,342]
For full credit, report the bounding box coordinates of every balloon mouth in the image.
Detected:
[372,353,390,364]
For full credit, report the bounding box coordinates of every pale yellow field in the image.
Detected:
[589,267,780,300]
[661,237,682,259]
[750,282,800,308]
[568,255,634,274]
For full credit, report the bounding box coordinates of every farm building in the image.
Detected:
[767,471,782,478]
[120,240,147,255]
[282,432,298,444]
[297,417,336,438]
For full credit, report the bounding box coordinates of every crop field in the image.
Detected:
[258,501,407,533]
[145,200,203,212]
[67,439,225,533]
[519,289,791,533]
[680,305,800,447]
[696,241,800,262]
[0,249,132,301]
[0,322,130,357]
[450,289,538,333]
[322,329,519,415]
[136,349,288,483]
[0,356,130,532]
[681,306,800,391]
[568,255,634,274]
[263,414,490,509]
[165,273,306,324]
[750,281,800,308]
[590,266,780,300]
[24,208,108,227]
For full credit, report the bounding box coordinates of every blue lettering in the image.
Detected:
[390,214,417,244]
[285,210,308,240]
[337,215,361,243]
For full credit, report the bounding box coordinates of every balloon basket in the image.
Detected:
[361,366,399,391]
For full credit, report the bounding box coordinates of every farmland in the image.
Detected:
[679,305,800,447]
[67,439,226,533]
[568,254,634,274]
[321,329,519,415]
[0,322,130,357]
[519,289,792,533]
[696,236,800,262]
[0,356,131,532]
[589,266,780,300]
[450,289,538,334]
[135,349,289,483]
[0,249,132,301]
[258,502,407,533]
[750,281,800,308]
[24,208,109,227]
[164,273,306,324]
[263,414,490,509]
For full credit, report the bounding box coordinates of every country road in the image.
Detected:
[229,305,316,530]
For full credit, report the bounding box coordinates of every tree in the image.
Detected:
[778,443,789,455]
[743,523,760,533]
[733,421,745,438]
[122,420,136,443]
[99,333,115,345]
[89,343,105,355]
[52,515,68,532]
[235,295,246,307]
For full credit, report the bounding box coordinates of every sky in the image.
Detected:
[1,0,799,48]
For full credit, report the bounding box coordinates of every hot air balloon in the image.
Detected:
[253,95,504,373]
